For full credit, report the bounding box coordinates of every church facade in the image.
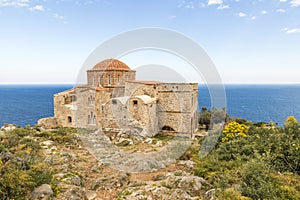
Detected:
[38,59,198,138]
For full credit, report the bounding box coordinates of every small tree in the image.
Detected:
[284,116,299,135]
[199,107,211,130]
[284,116,298,127]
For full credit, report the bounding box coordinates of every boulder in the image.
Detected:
[54,186,86,200]
[91,173,129,190]
[164,172,205,195]
[1,124,16,132]
[120,185,195,200]
[204,188,216,200]
[84,190,97,200]
[169,189,194,200]
[155,141,163,147]
[178,160,197,168]
[64,175,82,186]
[31,184,53,200]
[37,117,58,129]
[40,140,54,147]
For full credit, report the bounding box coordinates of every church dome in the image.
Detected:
[91,59,131,71]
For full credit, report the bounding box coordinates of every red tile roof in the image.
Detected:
[91,59,131,71]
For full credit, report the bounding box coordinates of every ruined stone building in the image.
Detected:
[39,59,198,138]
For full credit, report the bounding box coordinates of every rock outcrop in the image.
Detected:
[31,184,53,200]
[37,117,58,129]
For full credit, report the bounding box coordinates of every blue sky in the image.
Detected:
[0,0,299,84]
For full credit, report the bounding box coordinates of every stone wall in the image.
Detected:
[156,83,198,136]
[51,79,198,138]
[124,82,157,98]
[37,117,58,129]
[98,99,121,129]
[99,95,159,137]
[127,96,158,137]
[54,90,75,128]
[109,86,125,98]
[87,70,136,87]
[73,88,97,129]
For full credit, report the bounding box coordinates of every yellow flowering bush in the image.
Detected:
[222,121,249,142]
[284,116,298,127]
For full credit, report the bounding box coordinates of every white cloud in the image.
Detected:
[208,0,223,5]
[285,28,300,34]
[251,16,256,20]
[29,5,44,11]
[185,2,194,9]
[276,8,286,13]
[177,0,195,9]
[53,13,68,23]
[199,2,206,8]
[53,13,64,20]
[290,0,300,7]
[217,4,229,10]
[279,0,287,2]
[237,12,246,17]
[168,15,176,20]
[261,10,268,15]
[0,0,29,7]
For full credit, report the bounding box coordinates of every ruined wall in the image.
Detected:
[37,117,58,129]
[54,91,75,128]
[98,98,127,129]
[51,79,198,138]
[124,82,157,98]
[127,96,158,137]
[109,86,125,98]
[157,83,198,137]
[98,94,159,137]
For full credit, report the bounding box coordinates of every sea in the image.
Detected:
[0,84,300,127]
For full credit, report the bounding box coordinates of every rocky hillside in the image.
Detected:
[1,116,300,200]
[0,125,212,200]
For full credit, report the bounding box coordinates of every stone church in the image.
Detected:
[39,59,198,138]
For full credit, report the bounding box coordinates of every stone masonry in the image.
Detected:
[38,59,198,138]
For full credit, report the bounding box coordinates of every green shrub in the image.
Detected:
[0,127,55,199]
[241,161,278,199]
[216,188,251,200]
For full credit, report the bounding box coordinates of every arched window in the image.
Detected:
[93,115,96,125]
[88,112,96,125]
[108,75,111,85]
[89,96,94,105]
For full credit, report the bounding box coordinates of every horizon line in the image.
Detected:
[0,82,300,85]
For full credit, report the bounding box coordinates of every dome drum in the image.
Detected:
[87,59,136,87]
